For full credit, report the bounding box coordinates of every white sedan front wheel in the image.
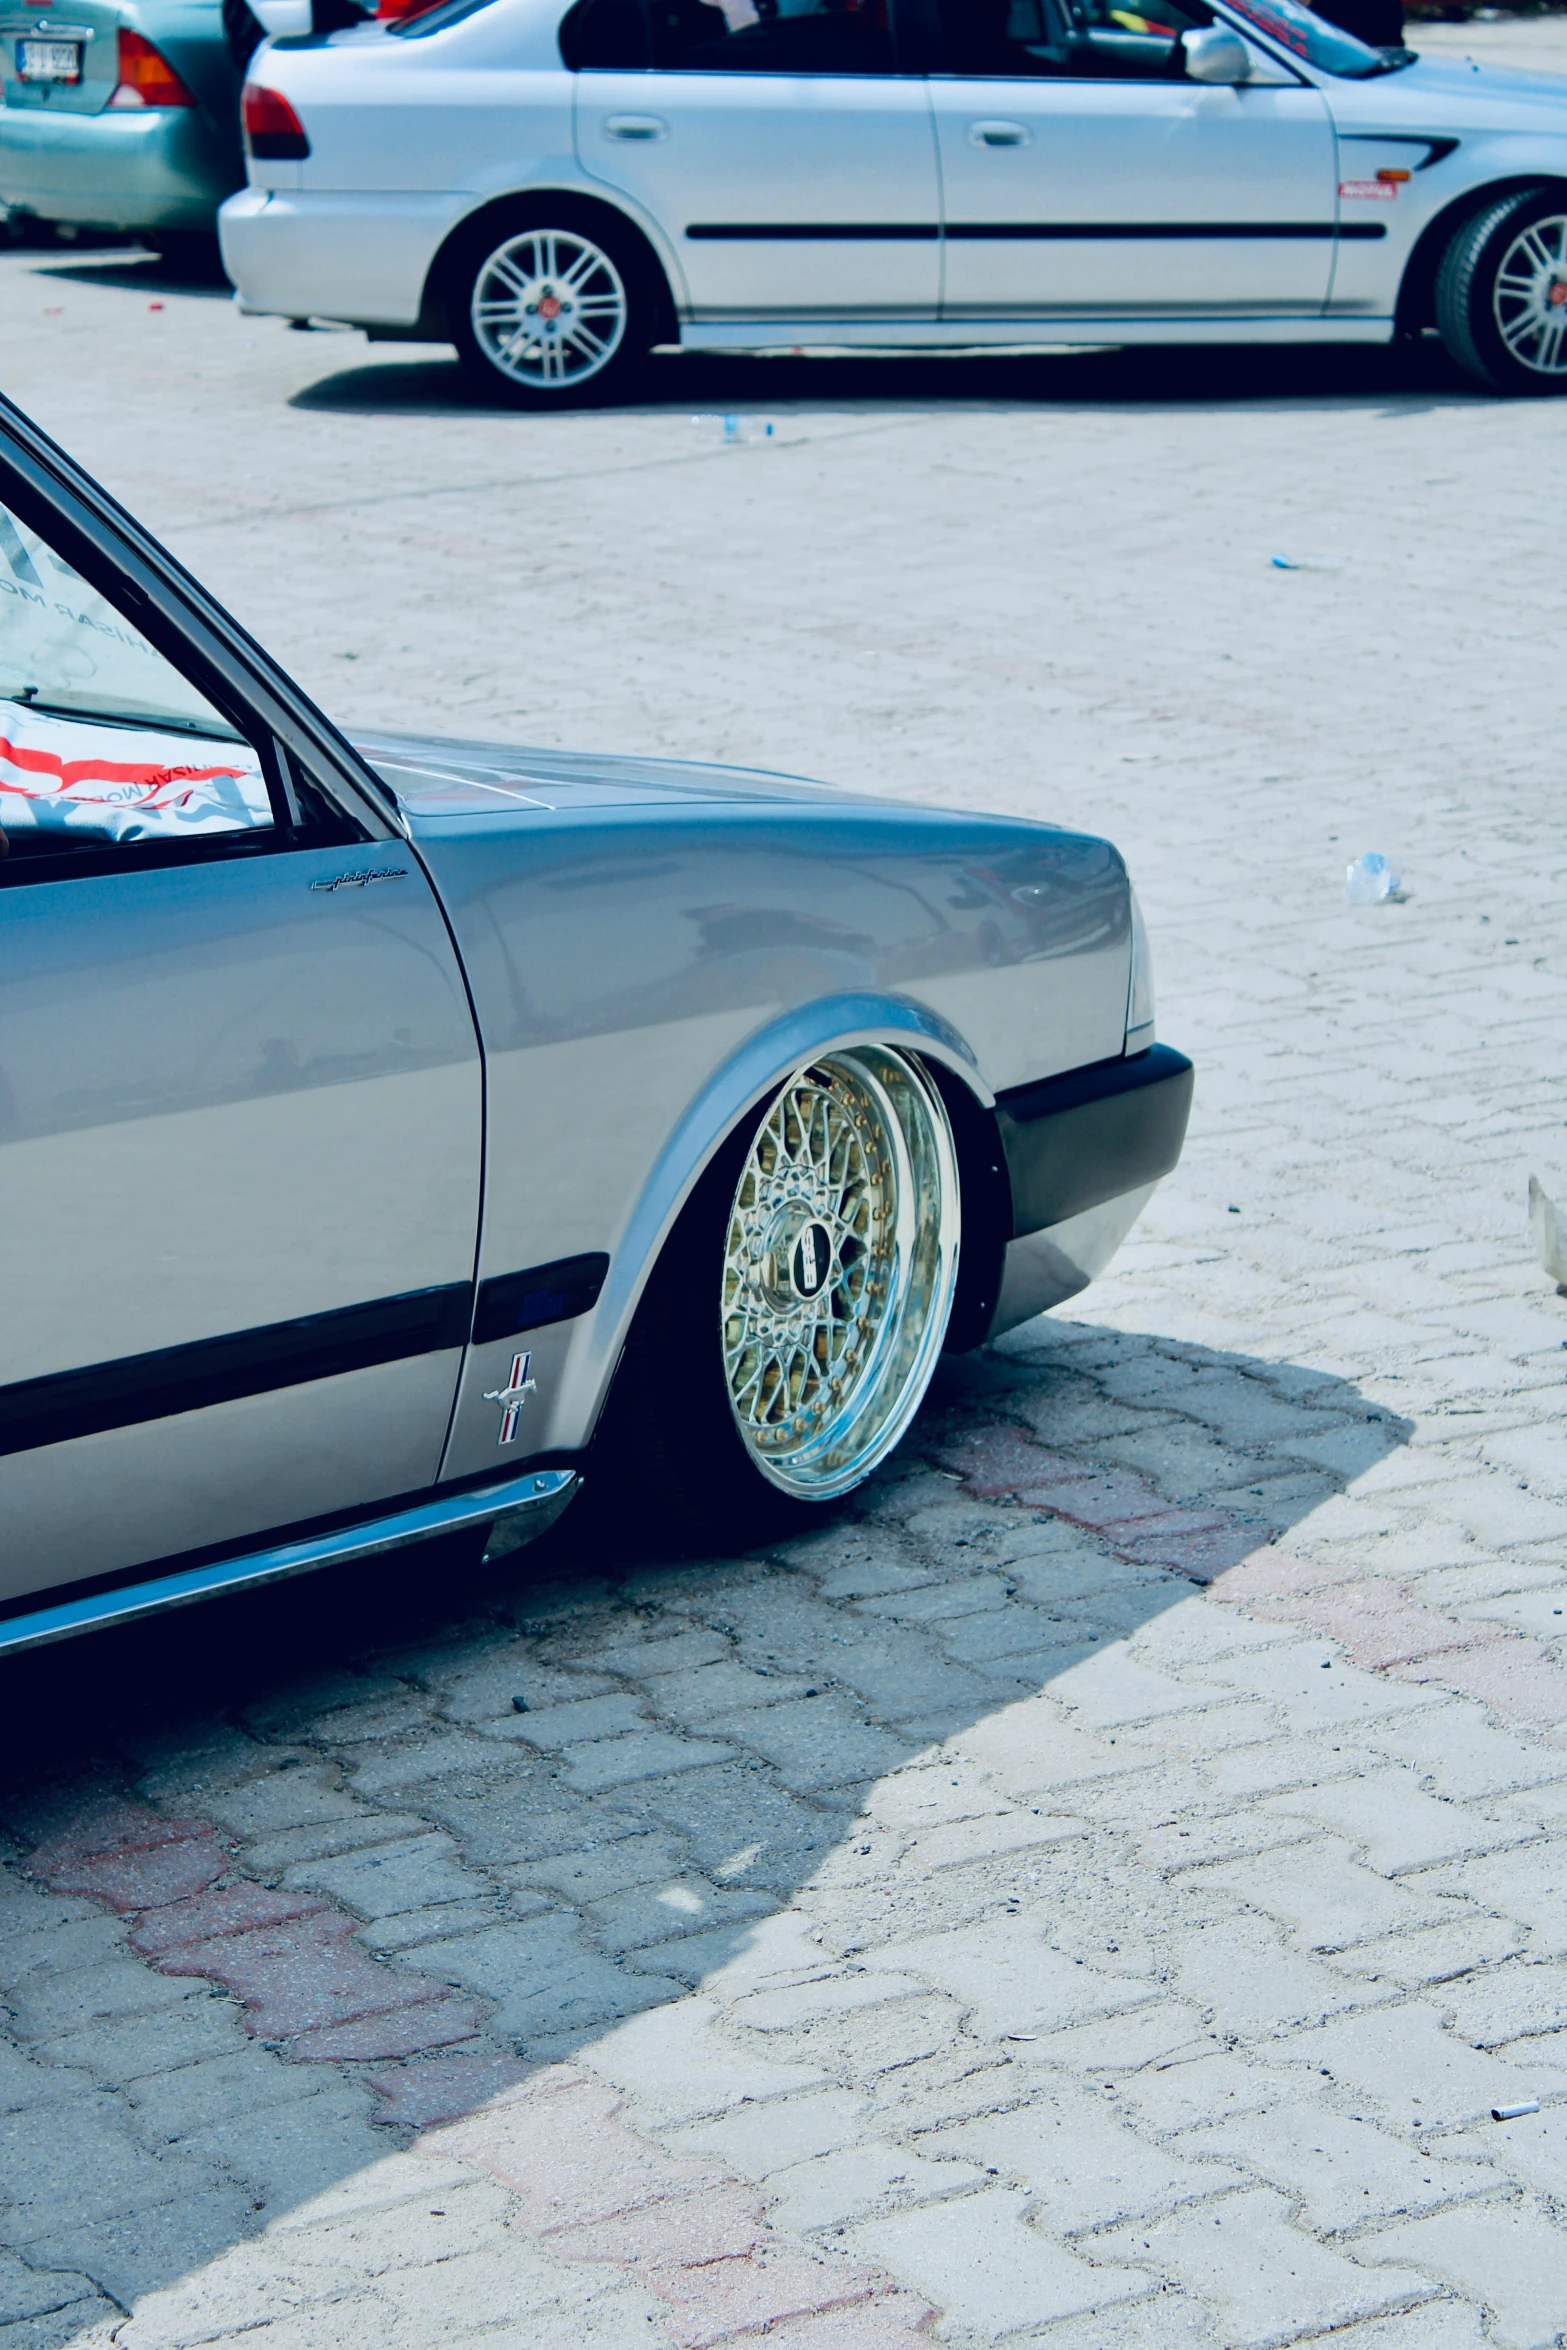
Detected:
[1436,187,1567,395]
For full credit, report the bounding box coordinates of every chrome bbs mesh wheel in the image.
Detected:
[470,227,628,390]
[1493,213,1567,376]
[720,1047,960,1499]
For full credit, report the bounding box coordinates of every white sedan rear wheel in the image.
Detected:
[451,210,653,407]
[470,226,628,393]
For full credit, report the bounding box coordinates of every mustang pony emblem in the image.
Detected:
[483,1352,537,1444]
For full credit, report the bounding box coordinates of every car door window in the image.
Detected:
[0,498,276,865]
[936,0,1216,77]
[563,0,898,74]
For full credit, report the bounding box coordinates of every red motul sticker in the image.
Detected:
[1339,179,1397,200]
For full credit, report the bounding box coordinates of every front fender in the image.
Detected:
[436,992,992,1481]
[1393,150,1567,328]
[412,792,1129,1483]
[581,988,990,1397]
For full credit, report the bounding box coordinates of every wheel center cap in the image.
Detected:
[790,1221,833,1301]
[538,293,562,321]
[1549,280,1567,308]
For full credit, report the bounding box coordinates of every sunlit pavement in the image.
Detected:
[4,28,1567,2341]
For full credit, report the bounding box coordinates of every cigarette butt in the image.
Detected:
[1491,2099,1540,2121]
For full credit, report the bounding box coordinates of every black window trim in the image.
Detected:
[567,0,921,76]
[0,814,360,894]
[908,0,1314,84]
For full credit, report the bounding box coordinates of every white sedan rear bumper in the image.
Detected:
[219,185,465,326]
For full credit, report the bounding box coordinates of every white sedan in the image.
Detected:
[219,0,1567,401]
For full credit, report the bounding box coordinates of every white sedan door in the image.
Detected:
[573,0,941,324]
[928,0,1337,321]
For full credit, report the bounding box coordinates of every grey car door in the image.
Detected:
[925,0,1337,320]
[570,0,941,326]
[0,468,482,1607]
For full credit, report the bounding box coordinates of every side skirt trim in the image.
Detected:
[0,1465,579,1658]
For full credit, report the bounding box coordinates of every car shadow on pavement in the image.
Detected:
[25,253,234,299]
[0,1316,1411,2319]
[285,334,1487,421]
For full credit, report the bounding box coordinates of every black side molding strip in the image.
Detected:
[945,220,1341,241]
[687,222,939,241]
[687,220,1383,246]
[996,1043,1194,1238]
[473,1253,610,1345]
[0,1283,473,1460]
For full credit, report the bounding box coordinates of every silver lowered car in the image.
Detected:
[0,392,1190,1655]
[220,0,1567,401]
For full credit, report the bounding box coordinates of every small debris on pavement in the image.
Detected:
[1529,1175,1567,1293]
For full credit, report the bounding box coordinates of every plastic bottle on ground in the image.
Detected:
[690,413,775,447]
[1344,852,1400,904]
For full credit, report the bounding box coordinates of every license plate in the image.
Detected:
[18,37,81,78]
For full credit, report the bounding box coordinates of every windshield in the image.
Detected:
[1219,0,1407,74]
[0,502,245,738]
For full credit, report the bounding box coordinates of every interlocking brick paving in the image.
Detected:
[6,38,1567,2336]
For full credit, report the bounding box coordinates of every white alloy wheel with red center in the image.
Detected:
[1492,211,1567,377]
[469,226,628,391]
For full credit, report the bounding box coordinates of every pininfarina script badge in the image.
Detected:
[483,1352,537,1445]
[309,868,409,892]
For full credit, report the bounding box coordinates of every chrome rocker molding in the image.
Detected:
[0,1466,579,1659]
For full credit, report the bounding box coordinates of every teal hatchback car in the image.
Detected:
[0,0,244,256]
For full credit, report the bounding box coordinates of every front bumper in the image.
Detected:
[0,103,239,232]
[987,1043,1194,1335]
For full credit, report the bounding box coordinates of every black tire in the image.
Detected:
[1434,185,1567,394]
[582,1116,813,1559]
[447,199,660,410]
[583,1048,962,1559]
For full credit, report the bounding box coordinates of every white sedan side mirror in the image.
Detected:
[1183,25,1251,80]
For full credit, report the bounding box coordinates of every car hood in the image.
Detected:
[349,726,862,823]
[1353,49,1567,124]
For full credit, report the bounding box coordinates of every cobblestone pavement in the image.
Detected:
[6,25,1567,2342]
